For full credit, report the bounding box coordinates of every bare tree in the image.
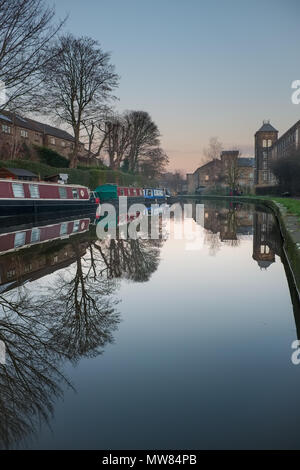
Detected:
[225,152,240,191]
[202,137,223,164]
[39,34,119,168]
[0,0,65,112]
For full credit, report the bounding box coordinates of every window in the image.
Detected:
[24,264,32,273]
[2,124,11,134]
[60,222,68,235]
[12,183,24,198]
[73,220,80,232]
[119,189,124,195]
[31,228,40,243]
[20,129,28,138]
[72,188,79,199]
[29,184,39,198]
[61,141,66,147]
[263,171,268,181]
[14,232,26,248]
[267,139,272,147]
[205,175,209,181]
[262,140,267,147]
[50,137,56,145]
[263,151,267,160]
[263,161,268,169]
[59,187,67,199]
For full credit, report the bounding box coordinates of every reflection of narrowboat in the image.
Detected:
[0,218,90,255]
[0,179,98,216]
[94,184,144,203]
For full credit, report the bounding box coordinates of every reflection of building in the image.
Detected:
[0,240,89,293]
[190,201,253,243]
[252,210,282,269]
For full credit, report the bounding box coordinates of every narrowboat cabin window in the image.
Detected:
[59,187,67,199]
[29,184,39,198]
[147,189,152,196]
[31,228,40,243]
[72,189,79,199]
[14,232,26,248]
[119,189,124,195]
[60,222,68,235]
[73,220,80,232]
[12,183,24,198]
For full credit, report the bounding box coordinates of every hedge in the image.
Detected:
[0,159,147,189]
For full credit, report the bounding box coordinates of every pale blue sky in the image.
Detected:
[53,0,300,171]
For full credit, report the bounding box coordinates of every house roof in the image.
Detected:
[0,111,75,142]
[221,150,239,156]
[237,158,255,167]
[4,167,38,178]
[256,121,278,133]
[194,159,222,174]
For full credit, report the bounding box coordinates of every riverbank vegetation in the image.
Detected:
[0,159,147,189]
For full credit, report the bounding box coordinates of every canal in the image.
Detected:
[0,199,300,449]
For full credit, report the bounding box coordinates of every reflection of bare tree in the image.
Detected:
[0,244,120,448]
[204,231,221,256]
[45,243,120,360]
[0,226,164,448]
[92,237,162,282]
[0,288,70,448]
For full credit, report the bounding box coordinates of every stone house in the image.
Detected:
[0,111,86,161]
[187,151,254,193]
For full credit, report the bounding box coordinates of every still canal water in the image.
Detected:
[0,199,300,449]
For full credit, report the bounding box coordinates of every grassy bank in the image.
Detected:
[0,159,147,189]
[263,197,300,222]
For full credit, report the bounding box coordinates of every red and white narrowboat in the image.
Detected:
[0,179,99,217]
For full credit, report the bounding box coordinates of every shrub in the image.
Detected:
[35,146,70,168]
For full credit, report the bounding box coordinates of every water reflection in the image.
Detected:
[0,201,299,449]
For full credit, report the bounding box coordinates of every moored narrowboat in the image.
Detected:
[94,183,144,204]
[143,188,169,202]
[0,179,99,216]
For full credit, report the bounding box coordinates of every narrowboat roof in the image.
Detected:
[0,178,89,189]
